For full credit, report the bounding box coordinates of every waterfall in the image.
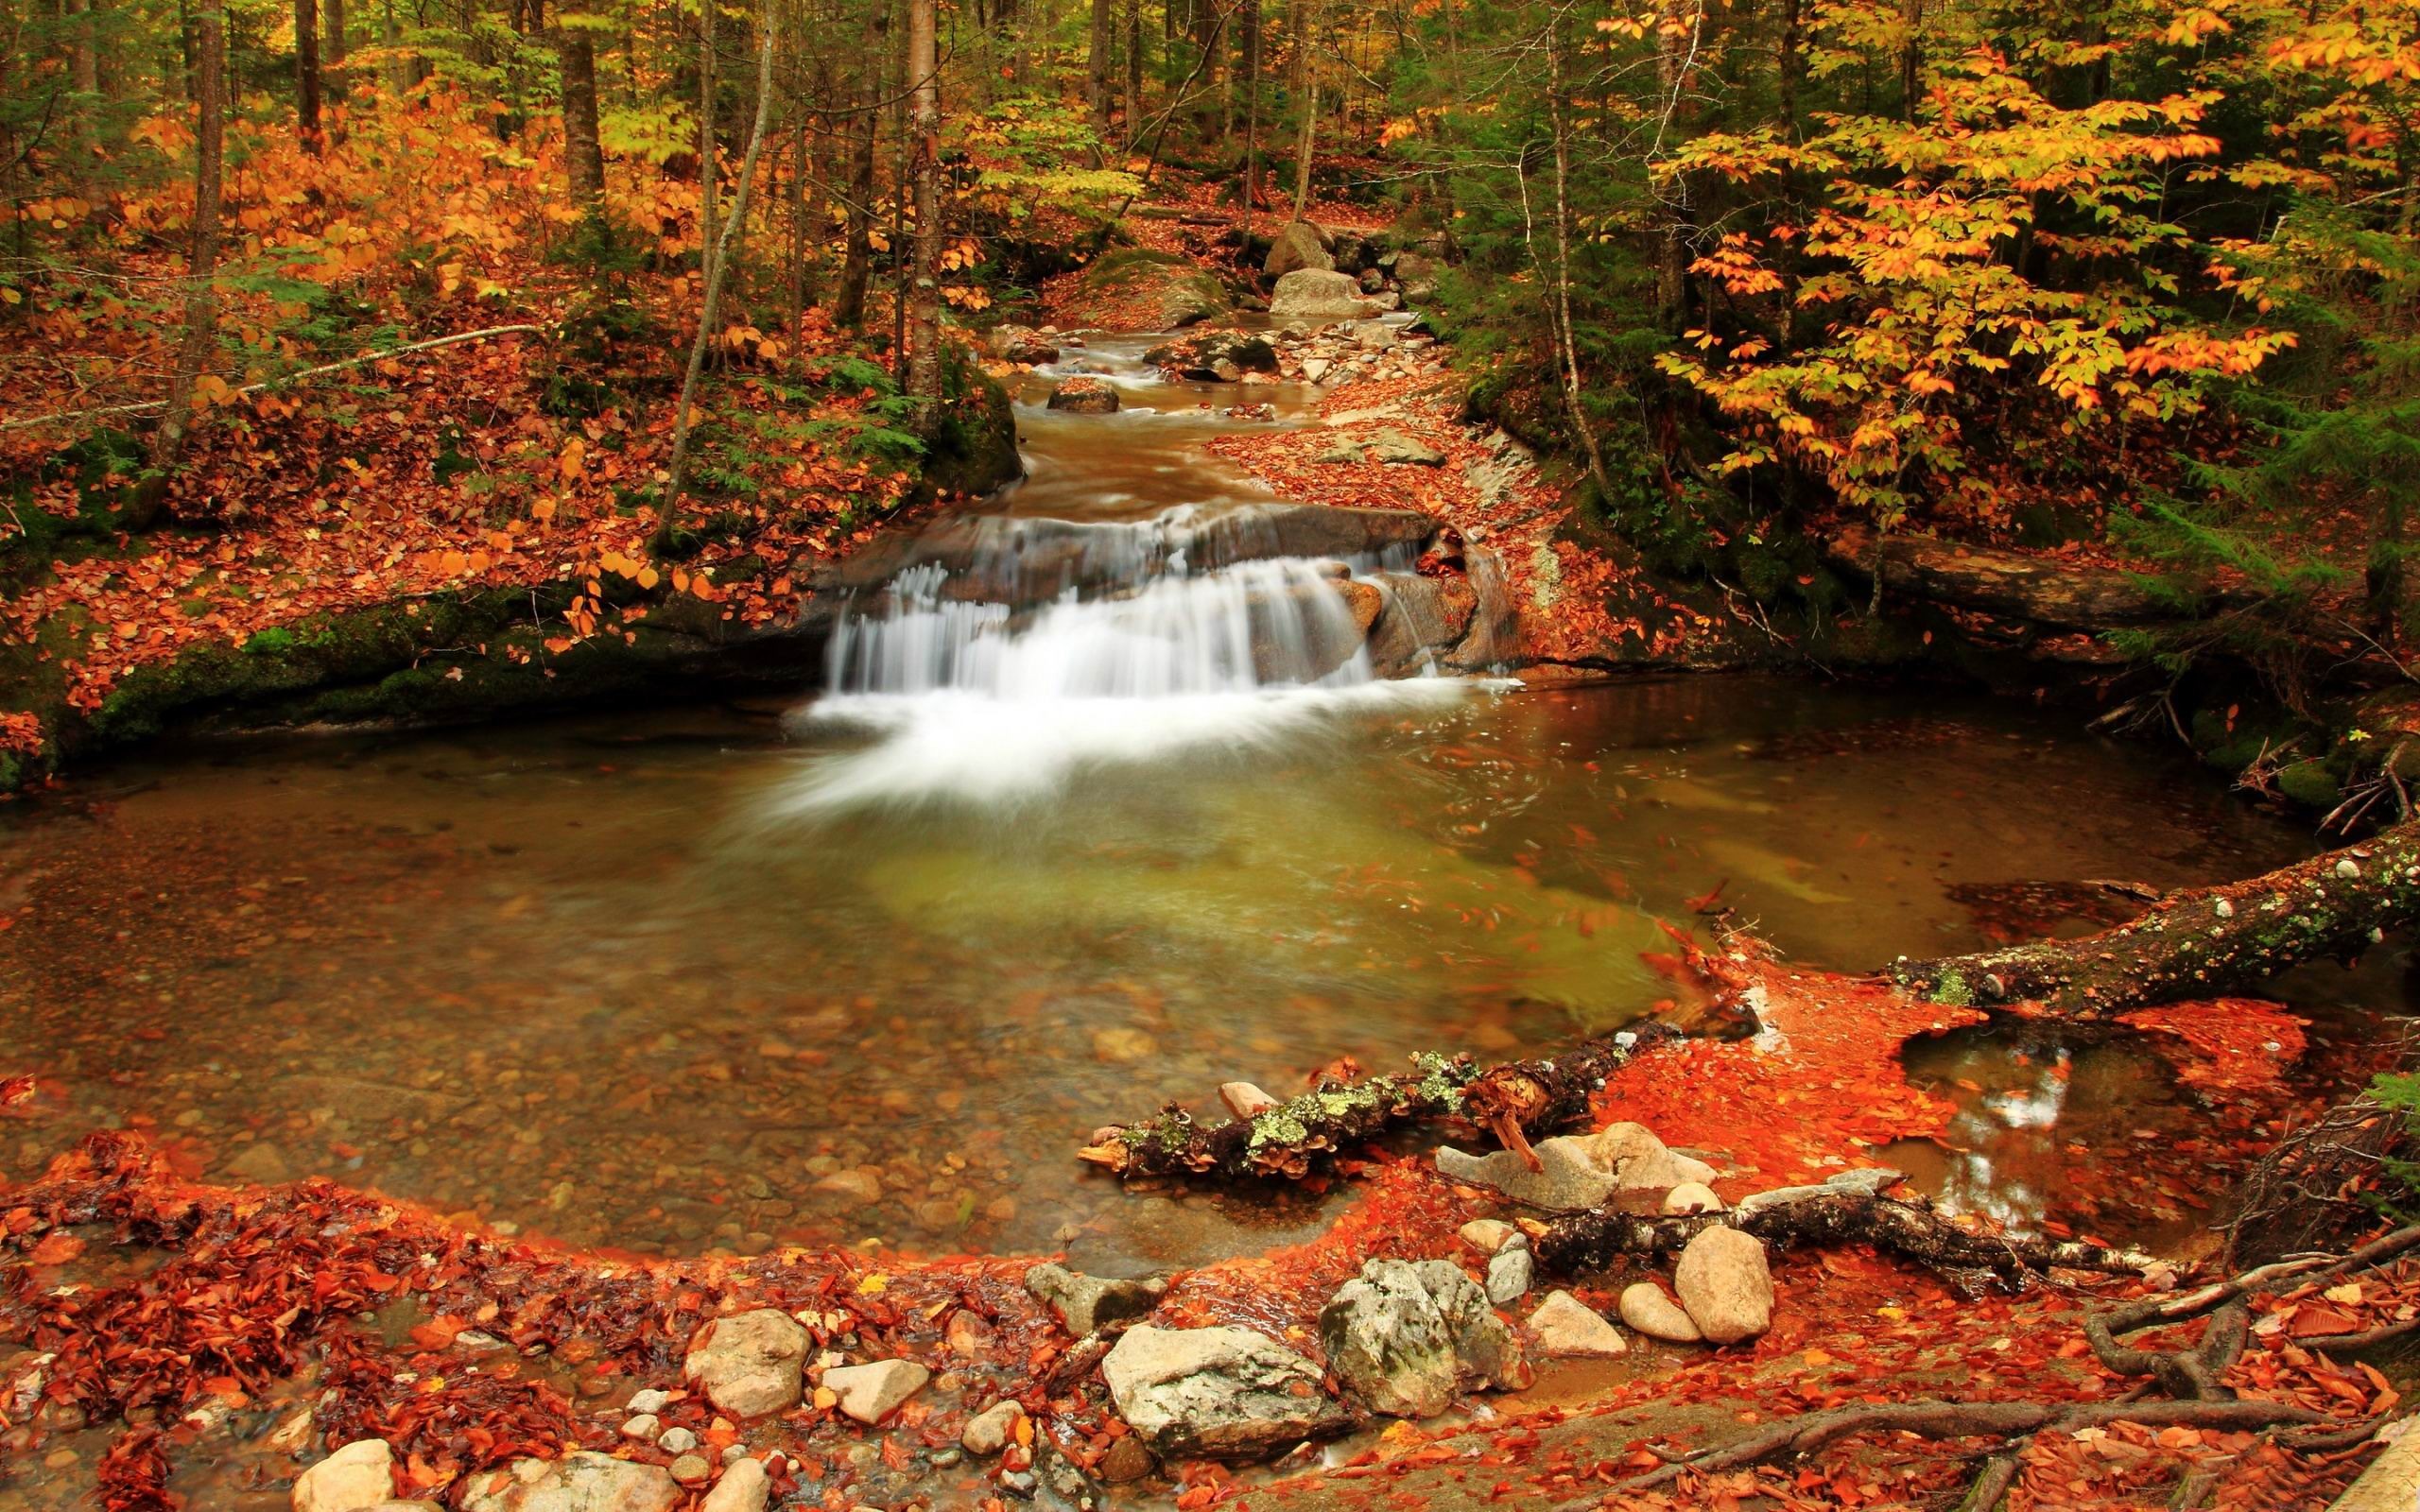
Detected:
[776,507,1500,811]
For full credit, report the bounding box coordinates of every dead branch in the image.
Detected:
[1078,1024,1685,1182]
[1892,819,2420,1014]
[1534,1173,2161,1291]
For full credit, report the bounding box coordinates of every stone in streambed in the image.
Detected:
[1485,1245,1532,1305]
[986,325,1061,366]
[1459,1218,1517,1255]
[1025,1263,1165,1336]
[683,1309,808,1418]
[1529,1292,1628,1359]
[460,1452,680,1512]
[1047,377,1119,413]
[1435,1136,1617,1212]
[1673,1227,1774,1345]
[961,1399,1026,1455]
[1318,1258,1530,1419]
[1098,1435,1156,1484]
[1264,219,1334,277]
[1367,430,1443,467]
[1100,1324,1349,1458]
[699,1460,769,1512]
[1617,1282,1702,1344]
[1219,1082,1278,1118]
[1270,269,1377,323]
[1586,1122,1717,1194]
[293,1439,394,1512]
[822,1359,929,1424]
[1662,1181,1723,1214]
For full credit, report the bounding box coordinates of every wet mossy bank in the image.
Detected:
[0,376,1022,794]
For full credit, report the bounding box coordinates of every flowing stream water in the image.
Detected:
[0,335,2408,1282]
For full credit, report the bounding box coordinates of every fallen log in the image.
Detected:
[1533,1171,2160,1292]
[1824,525,2255,629]
[1076,1024,1684,1181]
[1891,819,2420,1015]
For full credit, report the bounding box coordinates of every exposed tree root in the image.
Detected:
[1892,819,2420,1015]
[1076,1024,1685,1181]
[1533,1176,2162,1292]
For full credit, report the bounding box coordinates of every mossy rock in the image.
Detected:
[2275,758,2343,809]
[1063,249,1230,331]
[923,367,1023,500]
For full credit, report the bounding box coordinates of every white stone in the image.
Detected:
[1102,1325,1348,1455]
[1617,1282,1702,1344]
[293,1439,394,1512]
[655,1427,698,1454]
[961,1399,1025,1456]
[1661,1181,1723,1214]
[459,1452,681,1512]
[1459,1219,1516,1254]
[823,1360,930,1425]
[684,1310,809,1418]
[1529,1292,1628,1359]
[698,1459,769,1512]
[617,1415,660,1442]
[624,1389,671,1416]
[1673,1226,1774,1345]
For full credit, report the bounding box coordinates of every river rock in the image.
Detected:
[1674,1227,1774,1345]
[1145,331,1278,380]
[1588,1122,1718,1193]
[1270,269,1377,323]
[1100,1324,1349,1457]
[1617,1282,1702,1344]
[1485,1246,1532,1305]
[293,1439,394,1512]
[1459,1218,1517,1255]
[1368,429,1443,466]
[1733,1166,1903,1219]
[1219,1081,1278,1117]
[1026,1263,1166,1336]
[961,1399,1026,1455]
[655,1427,698,1454]
[1098,1435,1156,1484]
[698,1460,769,1512]
[1048,376,1119,413]
[822,1360,929,1424]
[1662,1181,1723,1214]
[460,1452,681,1512]
[1265,219,1334,277]
[1318,1258,1530,1418]
[683,1310,808,1418]
[1435,1136,1617,1212]
[986,325,1061,366]
[1529,1292,1629,1359]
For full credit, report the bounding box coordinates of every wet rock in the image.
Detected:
[1219,1082,1278,1117]
[1047,377,1120,414]
[1353,321,1397,351]
[813,1169,882,1208]
[1100,1324,1349,1458]
[1301,358,1334,385]
[1485,1246,1532,1306]
[656,1427,699,1454]
[823,1360,930,1424]
[1734,1167,1902,1219]
[1460,1219,1517,1255]
[1264,220,1334,277]
[699,1460,769,1512]
[624,1388,670,1416]
[987,325,1062,366]
[226,1141,294,1185]
[618,1414,660,1441]
[1089,1027,1155,1063]
[1617,1282,1701,1344]
[1674,1227,1774,1345]
[1270,269,1377,323]
[1145,332,1279,380]
[293,1438,394,1512]
[1335,579,1384,636]
[1367,430,1443,467]
[1025,1263,1166,1336]
[1529,1292,1628,1359]
[460,1452,681,1512]
[1098,1435,1156,1483]
[1434,1136,1617,1212]
[961,1399,1026,1455]
[668,1456,711,1486]
[1357,266,1386,293]
[946,1311,996,1358]
[683,1310,808,1418]
[1662,1181,1723,1214]
[1587,1123,1718,1193]
[1318,1258,1530,1419]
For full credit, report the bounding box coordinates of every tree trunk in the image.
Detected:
[1776,0,1802,141]
[1893,818,2420,1015]
[71,0,98,100]
[1288,0,1317,223]
[660,0,778,537]
[1546,15,1616,505]
[294,0,321,150]
[1123,0,1141,146]
[1237,0,1258,218]
[699,0,718,256]
[324,0,346,63]
[1087,0,1112,135]
[149,0,224,488]
[903,0,942,415]
[560,18,605,214]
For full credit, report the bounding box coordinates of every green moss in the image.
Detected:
[1930,970,1975,1007]
[2276,758,2343,809]
[242,627,299,656]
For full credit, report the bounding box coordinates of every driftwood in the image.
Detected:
[1893,819,2420,1015]
[1824,525,2254,630]
[1077,1024,1684,1181]
[1534,1172,2160,1293]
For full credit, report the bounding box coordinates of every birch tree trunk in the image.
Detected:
[903,0,942,417]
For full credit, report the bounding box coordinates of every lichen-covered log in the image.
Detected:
[1533,1171,2159,1290]
[1891,819,2420,1015]
[1078,1025,1684,1182]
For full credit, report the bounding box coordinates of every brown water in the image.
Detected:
[0,343,2403,1274]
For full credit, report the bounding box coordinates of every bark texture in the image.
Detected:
[1824,524,2254,630]
[1893,819,2420,1014]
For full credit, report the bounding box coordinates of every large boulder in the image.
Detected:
[459,1453,681,1512]
[985,324,1061,366]
[1270,269,1378,324]
[1143,331,1280,381]
[1317,1258,1530,1418]
[1047,376,1120,414]
[1672,1226,1775,1345]
[1264,219,1334,277]
[1100,1324,1349,1458]
[683,1309,807,1418]
[293,1439,394,1512]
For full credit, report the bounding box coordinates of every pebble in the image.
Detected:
[1485,1246,1532,1305]
[823,1359,930,1425]
[1459,1218,1516,1255]
[657,1426,699,1454]
[619,1414,660,1441]
[669,1453,712,1485]
[1529,1291,1629,1358]
[1661,1181,1723,1214]
[625,1388,671,1415]
[1617,1281,1703,1343]
[961,1399,1026,1456]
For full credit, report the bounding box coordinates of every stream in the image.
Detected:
[0,335,2407,1281]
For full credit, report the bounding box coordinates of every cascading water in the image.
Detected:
[780,506,1503,811]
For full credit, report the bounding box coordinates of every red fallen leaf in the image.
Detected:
[29,1229,85,1264]
[2290,1305,2360,1336]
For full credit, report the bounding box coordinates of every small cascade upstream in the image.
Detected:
[785,505,1511,810]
